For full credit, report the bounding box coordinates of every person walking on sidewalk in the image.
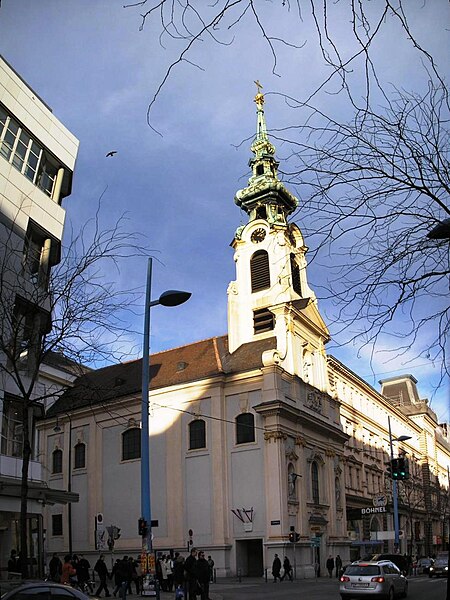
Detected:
[272,554,282,583]
[94,555,111,597]
[326,555,335,578]
[195,551,211,600]
[184,548,198,600]
[335,554,342,578]
[280,557,293,581]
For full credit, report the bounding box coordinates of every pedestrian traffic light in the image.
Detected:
[295,533,300,542]
[289,531,295,543]
[138,518,148,536]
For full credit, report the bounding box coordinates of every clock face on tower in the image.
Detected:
[251,227,266,243]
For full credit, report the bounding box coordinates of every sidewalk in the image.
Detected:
[123,575,341,600]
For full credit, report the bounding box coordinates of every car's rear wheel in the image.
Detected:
[386,587,395,600]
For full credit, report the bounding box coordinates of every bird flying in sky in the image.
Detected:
[106,151,117,157]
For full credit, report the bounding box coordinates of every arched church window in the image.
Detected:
[52,448,62,474]
[311,461,320,505]
[122,427,141,461]
[74,442,86,469]
[189,419,206,450]
[290,253,302,296]
[236,412,255,444]
[250,250,270,292]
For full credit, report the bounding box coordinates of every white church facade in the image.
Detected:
[37,90,449,577]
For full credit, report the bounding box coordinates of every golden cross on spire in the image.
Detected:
[254,80,264,107]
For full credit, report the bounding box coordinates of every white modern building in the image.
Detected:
[38,90,449,577]
[0,55,79,578]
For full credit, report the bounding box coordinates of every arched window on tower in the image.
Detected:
[290,253,302,296]
[311,461,320,505]
[250,250,270,292]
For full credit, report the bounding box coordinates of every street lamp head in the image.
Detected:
[158,290,191,307]
[394,435,412,443]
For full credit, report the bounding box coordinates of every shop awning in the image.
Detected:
[0,476,79,505]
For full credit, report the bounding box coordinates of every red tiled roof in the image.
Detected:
[46,335,276,416]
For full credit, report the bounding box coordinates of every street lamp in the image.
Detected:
[388,416,411,551]
[141,257,190,578]
[54,413,73,556]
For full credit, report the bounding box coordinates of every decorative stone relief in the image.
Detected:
[306,391,323,414]
[325,447,335,457]
[286,449,299,462]
[295,435,306,447]
[264,430,287,442]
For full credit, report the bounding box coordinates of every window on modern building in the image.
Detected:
[188,419,206,450]
[236,412,255,444]
[11,296,49,361]
[0,394,23,457]
[122,427,141,461]
[74,442,86,469]
[0,104,61,199]
[52,514,63,536]
[52,449,63,474]
[311,461,320,505]
[250,250,270,292]
[290,253,301,296]
[253,308,274,334]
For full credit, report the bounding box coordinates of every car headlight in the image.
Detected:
[445,567,448,571]
[430,567,434,571]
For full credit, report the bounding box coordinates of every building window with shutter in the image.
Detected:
[74,442,86,469]
[189,419,206,450]
[52,448,63,474]
[250,250,270,292]
[122,427,141,461]
[236,413,255,444]
[253,308,274,334]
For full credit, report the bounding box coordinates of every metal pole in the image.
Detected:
[141,257,153,557]
[388,417,400,551]
[68,414,73,556]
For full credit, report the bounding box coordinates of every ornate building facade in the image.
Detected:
[37,89,449,577]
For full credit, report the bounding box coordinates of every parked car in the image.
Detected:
[0,582,92,600]
[370,553,409,575]
[429,557,449,578]
[416,557,433,574]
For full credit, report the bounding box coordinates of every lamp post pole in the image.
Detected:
[388,417,400,551]
[140,257,191,577]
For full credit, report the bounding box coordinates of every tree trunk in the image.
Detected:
[20,401,31,578]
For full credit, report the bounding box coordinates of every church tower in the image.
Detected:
[227,85,330,392]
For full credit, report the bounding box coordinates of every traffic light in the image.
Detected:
[138,518,148,536]
[295,533,300,542]
[289,525,295,543]
[397,456,410,480]
[390,458,400,480]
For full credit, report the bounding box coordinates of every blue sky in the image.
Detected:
[0,1,448,422]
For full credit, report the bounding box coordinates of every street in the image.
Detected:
[183,575,449,600]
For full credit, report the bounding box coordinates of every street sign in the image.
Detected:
[310,536,321,543]
[310,541,320,548]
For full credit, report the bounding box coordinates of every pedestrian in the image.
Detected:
[195,551,210,600]
[133,557,142,594]
[165,555,174,592]
[61,555,76,585]
[49,552,62,583]
[326,555,334,578]
[94,554,111,597]
[77,554,93,593]
[183,547,198,600]
[335,554,342,578]
[7,550,19,580]
[172,552,185,589]
[207,556,214,583]
[272,554,282,583]
[280,557,293,581]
